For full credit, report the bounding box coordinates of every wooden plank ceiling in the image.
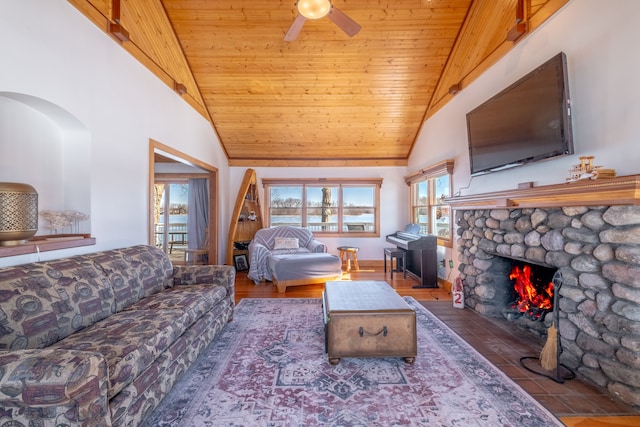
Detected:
[69,0,567,167]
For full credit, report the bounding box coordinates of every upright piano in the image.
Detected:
[386,224,438,288]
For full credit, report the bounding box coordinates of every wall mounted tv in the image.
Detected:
[466,52,573,176]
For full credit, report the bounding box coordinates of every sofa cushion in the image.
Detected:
[115,246,173,294]
[252,226,315,249]
[0,257,115,350]
[108,303,234,427]
[49,309,188,399]
[85,251,144,312]
[273,237,299,250]
[269,253,342,282]
[125,284,228,327]
[109,351,174,426]
[271,247,311,256]
[87,245,173,312]
[172,264,236,298]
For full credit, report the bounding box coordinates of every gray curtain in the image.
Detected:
[187,178,209,250]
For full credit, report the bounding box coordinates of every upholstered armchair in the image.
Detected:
[247,226,327,283]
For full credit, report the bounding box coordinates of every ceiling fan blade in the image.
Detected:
[328,6,361,37]
[284,14,307,41]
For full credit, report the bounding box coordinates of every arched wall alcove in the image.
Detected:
[0,92,91,236]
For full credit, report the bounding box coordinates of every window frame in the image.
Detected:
[405,160,454,247]
[262,178,382,237]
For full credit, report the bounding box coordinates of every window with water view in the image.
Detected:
[407,160,453,244]
[154,182,189,254]
[263,179,382,235]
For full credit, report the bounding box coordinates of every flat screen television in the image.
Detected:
[466,52,573,176]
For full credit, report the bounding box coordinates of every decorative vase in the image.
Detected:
[0,182,38,246]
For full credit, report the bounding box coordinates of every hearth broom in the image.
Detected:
[539,320,557,371]
[520,271,575,383]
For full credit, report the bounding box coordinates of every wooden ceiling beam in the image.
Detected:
[108,0,129,42]
[507,0,528,42]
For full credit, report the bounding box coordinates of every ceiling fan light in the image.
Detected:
[296,0,331,20]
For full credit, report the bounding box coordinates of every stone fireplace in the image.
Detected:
[448,176,640,408]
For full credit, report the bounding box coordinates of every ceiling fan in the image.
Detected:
[284,0,361,41]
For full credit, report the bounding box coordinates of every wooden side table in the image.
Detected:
[337,246,359,272]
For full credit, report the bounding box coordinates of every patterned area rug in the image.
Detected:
[141,298,562,426]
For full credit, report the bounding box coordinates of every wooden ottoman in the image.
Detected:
[322,280,417,365]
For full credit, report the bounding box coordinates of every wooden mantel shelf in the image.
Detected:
[0,234,96,259]
[445,174,640,210]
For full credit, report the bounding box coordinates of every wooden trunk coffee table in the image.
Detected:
[322,280,417,365]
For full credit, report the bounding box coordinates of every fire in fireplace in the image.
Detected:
[504,261,556,322]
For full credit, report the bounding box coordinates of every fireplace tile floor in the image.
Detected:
[421,301,640,418]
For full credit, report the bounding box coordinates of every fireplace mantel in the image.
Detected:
[446,174,640,210]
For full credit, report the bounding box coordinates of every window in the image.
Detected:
[412,180,429,234]
[306,186,336,231]
[432,175,451,238]
[269,186,303,227]
[263,178,382,236]
[405,160,454,246]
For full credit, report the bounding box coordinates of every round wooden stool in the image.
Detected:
[337,246,360,272]
[384,247,407,279]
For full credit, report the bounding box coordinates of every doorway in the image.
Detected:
[149,139,218,265]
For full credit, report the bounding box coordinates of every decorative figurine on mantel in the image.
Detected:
[566,156,616,183]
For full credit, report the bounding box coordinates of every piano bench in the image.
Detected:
[384,247,407,279]
[337,246,360,272]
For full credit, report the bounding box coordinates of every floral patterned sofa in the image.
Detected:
[0,245,235,427]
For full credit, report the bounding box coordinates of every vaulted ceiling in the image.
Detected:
[69,0,567,166]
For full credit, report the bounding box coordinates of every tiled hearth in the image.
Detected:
[421,301,640,418]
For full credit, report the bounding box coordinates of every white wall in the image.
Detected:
[0,93,92,234]
[0,0,231,267]
[409,0,640,270]
[232,166,409,263]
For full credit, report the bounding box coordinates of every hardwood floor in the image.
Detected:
[233,267,640,426]
[234,266,451,303]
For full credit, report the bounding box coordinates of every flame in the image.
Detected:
[509,265,554,314]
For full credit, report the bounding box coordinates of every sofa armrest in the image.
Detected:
[0,349,110,426]
[172,265,236,298]
[307,239,327,253]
